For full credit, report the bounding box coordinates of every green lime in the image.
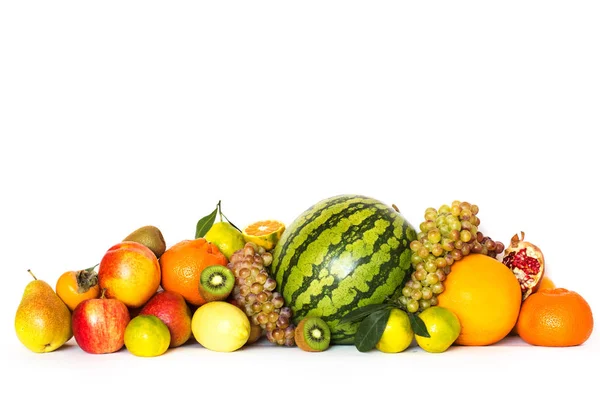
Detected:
[415,306,461,353]
[124,315,171,357]
[204,222,245,260]
[376,308,414,353]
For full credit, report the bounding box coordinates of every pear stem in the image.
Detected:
[27,269,38,280]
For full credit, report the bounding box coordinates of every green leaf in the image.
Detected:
[409,313,430,338]
[354,308,391,352]
[195,207,218,239]
[338,303,393,326]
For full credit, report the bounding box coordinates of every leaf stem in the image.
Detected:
[221,212,241,232]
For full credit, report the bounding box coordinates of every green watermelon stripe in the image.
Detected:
[277,202,380,297]
[270,195,415,344]
[285,212,383,308]
[288,227,411,343]
[286,210,407,343]
[275,197,391,289]
[317,249,412,343]
[272,194,372,278]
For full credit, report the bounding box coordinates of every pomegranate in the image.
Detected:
[502,231,545,301]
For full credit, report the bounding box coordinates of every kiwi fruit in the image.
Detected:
[123,225,166,258]
[294,317,331,352]
[198,265,235,302]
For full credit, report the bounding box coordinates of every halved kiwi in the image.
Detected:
[294,316,331,352]
[198,265,235,302]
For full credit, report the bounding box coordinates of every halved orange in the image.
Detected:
[242,220,285,251]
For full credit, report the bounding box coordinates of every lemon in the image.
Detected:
[124,315,171,357]
[242,220,285,251]
[415,306,461,353]
[191,301,251,352]
[375,308,414,353]
[204,222,245,260]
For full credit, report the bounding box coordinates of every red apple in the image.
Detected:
[72,295,130,354]
[139,290,192,348]
[98,241,161,308]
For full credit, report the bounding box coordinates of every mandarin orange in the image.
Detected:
[537,276,556,292]
[159,238,228,306]
[516,288,593,347]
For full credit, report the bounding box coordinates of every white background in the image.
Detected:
[1,1,598,399]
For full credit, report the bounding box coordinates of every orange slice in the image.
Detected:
[242,220,285,251]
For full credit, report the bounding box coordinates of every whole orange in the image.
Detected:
[437,254,521,346]
[159,238,228,306]
[516,288,593,347]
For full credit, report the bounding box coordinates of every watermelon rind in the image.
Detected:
[271,194,416,344]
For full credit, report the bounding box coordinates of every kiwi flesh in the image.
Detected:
[294,317,331,352]
[198,265,235,302]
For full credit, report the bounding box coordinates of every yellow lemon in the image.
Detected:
[242,220,285,251]
[415,306,461,353]
[204,222,245,260]
[191,301,251,352]
[124,315,171,357]
[376,308,414,353]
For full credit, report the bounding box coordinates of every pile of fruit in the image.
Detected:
[14,195,594,357]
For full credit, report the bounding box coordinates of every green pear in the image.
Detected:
[204,222,245,260]
[123,225,166,258]
[15,270,73,353]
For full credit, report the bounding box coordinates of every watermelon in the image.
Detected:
[271,194,416,344]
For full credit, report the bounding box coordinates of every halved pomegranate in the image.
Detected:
[502,231,545,301]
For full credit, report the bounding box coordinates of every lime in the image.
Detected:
[376,308,414,353]
[415,306,461,353]
[124,315,171,357]
[191,301,251,352]
[242,220,285,251]
[204,222,245,260]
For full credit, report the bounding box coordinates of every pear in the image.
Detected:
[204,222,245,260]
[123,225,166,258]
[15,270,73,353]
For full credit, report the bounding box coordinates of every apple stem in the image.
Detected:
[27,269,38,280]
[100,287,107,299]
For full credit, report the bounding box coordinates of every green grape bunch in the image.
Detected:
[396,200,504,313]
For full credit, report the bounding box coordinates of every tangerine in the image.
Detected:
[511,276,557,336]
[242,220,285,251]
[537,276,556,292]
[516,288,593,347]
[437,254,522,346]
[159,238,228,306]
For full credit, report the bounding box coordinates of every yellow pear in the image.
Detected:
[15,270,73,353]
[204,222,245,260]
